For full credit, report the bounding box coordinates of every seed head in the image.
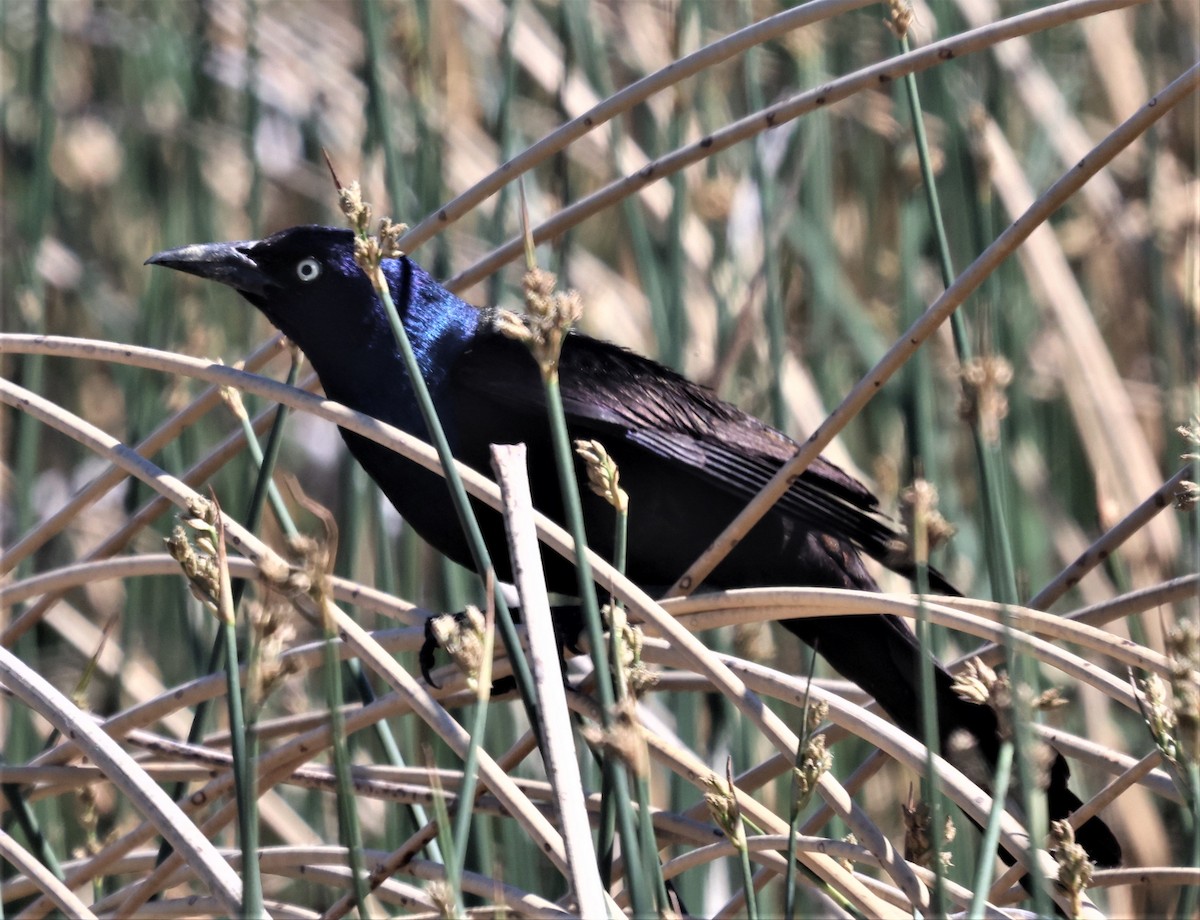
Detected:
[575,439,628,514]
[1052,819,1093,918]
[428,607,488,692]
[959,355,1013,446]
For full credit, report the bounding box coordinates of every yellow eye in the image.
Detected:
[296,258,321,282]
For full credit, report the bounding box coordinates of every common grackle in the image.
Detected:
[148,224,1120,867]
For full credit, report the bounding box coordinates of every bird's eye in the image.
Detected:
[296,258,321,282]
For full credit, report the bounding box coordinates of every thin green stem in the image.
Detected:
[153,378,294,876]
[742,0,786,430]
[899,31,1042,910]
[785,647,819,920]
[1,771,64,883]
[351,243,538,882]
[913,570,946,916]
[346,660,442,866]
[632,771,669,914]
[230,405,298,542]
[968,741,1014,919]
[900,199,936,484]
[541,378,652,916]
[214,516,261,918]
[370,266,541,736]
[543,379,609,703]
[360,0,406,215]
[737,840,758,920]
[220,622,260,916]
[428,765,466,916]
[451,701,489,881]
[596,767,617,888]
[604,495,665,909]
[321,603,370,917]
[608,507,629,701]
[452,598,496,882]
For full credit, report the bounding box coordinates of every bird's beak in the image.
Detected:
[145,240,273,297]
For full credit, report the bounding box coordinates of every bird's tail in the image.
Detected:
[779,612,1121,867]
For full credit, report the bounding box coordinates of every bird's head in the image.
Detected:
[147,225,481,404]
[146,225,376,347]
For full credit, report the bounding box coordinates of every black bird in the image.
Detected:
[148,224,1120,867]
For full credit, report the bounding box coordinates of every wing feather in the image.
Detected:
[456,319,936,582]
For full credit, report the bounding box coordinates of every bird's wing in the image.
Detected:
[456,320,929,582]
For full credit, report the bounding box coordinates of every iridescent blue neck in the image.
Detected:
[384,256,480,395]
[304,253,480,443]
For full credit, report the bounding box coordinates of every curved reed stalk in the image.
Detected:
[2,3,1193,915]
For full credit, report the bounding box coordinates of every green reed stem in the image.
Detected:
[213,513,262,918]
[898,32,1044,912]
[783,650,817,920]
[320,602,370,917]
[968,740,1014,919]
[742,0,786,430]
[428,764,467,916]
[540,378,652,916]
[360,0,406,218]
[913,560,946,916]
[370,266,540,726]
[451,596,496,883]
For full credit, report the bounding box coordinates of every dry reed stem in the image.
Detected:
[490,443,610,916]
[0,375,577,918]
[981,112,1177,583]
[3,332,1177,910]
[3,4,1190,912]
[449,0,1149,293]
[0,333,927,907]
[668,57,1199,597]
[0,828,98,919]
[0,649,247,915]
[566,691,901,917]
[0,336,288,576]
[402,0,877,255]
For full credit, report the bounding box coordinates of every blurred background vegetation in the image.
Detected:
[2,0,1197,916]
